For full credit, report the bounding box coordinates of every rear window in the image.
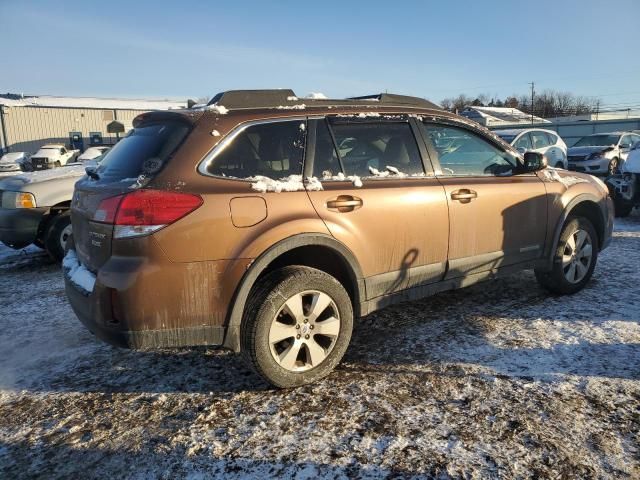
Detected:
[207,120,305,178]
[96,121,190,181]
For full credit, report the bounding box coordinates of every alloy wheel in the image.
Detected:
[562,228,593,283]
[268,290,341,372]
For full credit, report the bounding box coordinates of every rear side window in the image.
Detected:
[546,132,557,144]
[208,120,305,178]
[320,121,424,178]
[97,121,190,181]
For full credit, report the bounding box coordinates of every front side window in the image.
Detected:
[208,120,305,178]
[324,121,424,178]
[513,133,533,151]
[423,123,516,176]
[530,131,549,149]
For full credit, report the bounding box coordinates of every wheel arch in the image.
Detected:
[544,194,607,270]
[223,233,365,352]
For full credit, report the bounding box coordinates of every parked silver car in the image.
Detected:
[567,132,640,176]
[494,128,568,169]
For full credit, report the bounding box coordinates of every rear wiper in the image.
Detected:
[85,166,100,180]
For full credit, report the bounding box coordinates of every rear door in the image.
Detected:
[305,116,449,299]
[420,120,547,278]
[71,120,192,272]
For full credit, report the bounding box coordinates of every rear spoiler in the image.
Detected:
[132,110,203,129]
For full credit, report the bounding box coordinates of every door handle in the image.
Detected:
[326,195,363,212]
[450,189,477,203]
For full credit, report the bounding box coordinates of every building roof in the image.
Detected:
[461,106,549,125]
[0,94,188,110]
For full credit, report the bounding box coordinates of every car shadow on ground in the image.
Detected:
[3,216,640,395]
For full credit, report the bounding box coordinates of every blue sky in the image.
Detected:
[2,0,639,108]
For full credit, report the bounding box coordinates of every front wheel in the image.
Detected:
[608,158,619,176]
[535,216,598,295]
[241,266,353,388]
[44,212,72,262]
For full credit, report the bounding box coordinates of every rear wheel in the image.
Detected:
[44,211,72,262]
[535,216,598,294]
[241,266,353,388]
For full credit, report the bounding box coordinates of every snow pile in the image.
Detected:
[62,249,96,293]
[206,104,229,115]
[322,171,363,187]
[368,165,407,177]
[286,96,299,101]
[306,92,328,99]
[276,104,306,110]
[540,167,590,187]
[248,175,323,193]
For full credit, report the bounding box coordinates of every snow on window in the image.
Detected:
[286,96,299,101]
[63,249,96,294]
[211,130,221,137]
[321,171,363,188]
[299,123,306,131]
[248,175,323,193]
[368,165,407,178]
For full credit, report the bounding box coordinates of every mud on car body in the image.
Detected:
[64,90,614,388]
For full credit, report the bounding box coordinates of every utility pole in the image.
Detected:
[528,81,535,124]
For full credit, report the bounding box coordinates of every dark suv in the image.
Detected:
[64,90,613,387]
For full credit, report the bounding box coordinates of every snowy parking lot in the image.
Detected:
[1,213,639,479]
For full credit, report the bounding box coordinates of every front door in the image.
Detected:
[420,120,547,278]
[305,117,449,300]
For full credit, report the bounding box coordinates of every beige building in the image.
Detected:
[0,95,188,154]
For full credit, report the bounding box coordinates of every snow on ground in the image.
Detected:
[1,212,640,478]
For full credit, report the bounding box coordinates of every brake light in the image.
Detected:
[95,190,203,239]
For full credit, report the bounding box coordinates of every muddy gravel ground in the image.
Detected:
[1,213,639,479]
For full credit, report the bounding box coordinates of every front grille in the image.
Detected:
[31,157,49,169]
[568,155,586,162]
[573,166,586,172]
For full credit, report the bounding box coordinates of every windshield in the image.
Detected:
[574,135,620,147]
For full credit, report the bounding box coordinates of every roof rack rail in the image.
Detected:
[348,93,440,110]
[203,89,441,111]
[206,89,296,109]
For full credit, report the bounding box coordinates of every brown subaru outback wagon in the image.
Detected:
[65,90,614,387]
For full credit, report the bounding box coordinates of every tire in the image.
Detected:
[44,211,72,262]
[535,216,598,295]
[54,160,62,168]
[241,266,353,388]
[614,198,633,218]
[608,158,619,176]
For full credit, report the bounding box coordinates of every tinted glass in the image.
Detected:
[329,122,424,177]
[514,133,532,150]
[313,120,341,179]
[574,135,620,147]
[530,131,549,149]
[97,121,190,181]
[208,120,305,178]
[423,123,515,176]
[545,132,557,144]
[620,135,632,147]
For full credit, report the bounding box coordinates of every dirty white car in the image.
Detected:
[30,144,80,170]
[76,146,110,162]
[0,152,31,172]
[494,128,568,169]
[0,154,104,261]
[607,143,640,217]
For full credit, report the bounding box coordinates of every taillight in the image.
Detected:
[94,190,202,239]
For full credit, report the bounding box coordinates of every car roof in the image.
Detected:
[40,144,65,148]
[586,132,627,136]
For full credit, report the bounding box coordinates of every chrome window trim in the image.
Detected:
[197,116,309,178]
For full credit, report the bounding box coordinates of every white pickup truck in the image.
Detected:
[30,144,80,170]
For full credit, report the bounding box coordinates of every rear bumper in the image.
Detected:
[63,243,236,349]
[0,207,47,248]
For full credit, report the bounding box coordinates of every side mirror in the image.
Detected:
[522,151,547,172]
